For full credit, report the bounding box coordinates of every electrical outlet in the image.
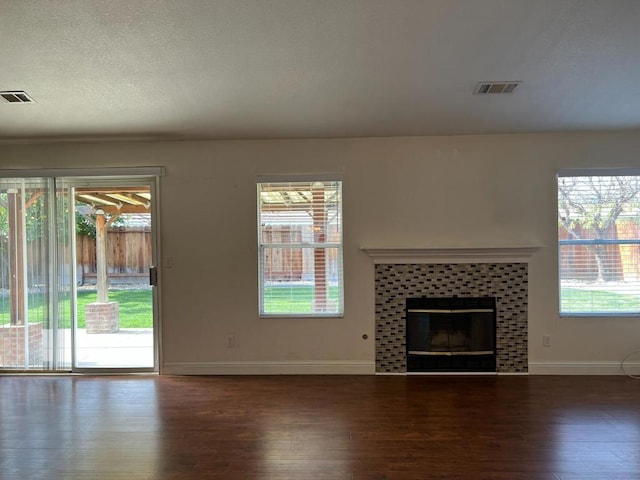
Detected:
[227,335,236,348]
[543,335,551,347]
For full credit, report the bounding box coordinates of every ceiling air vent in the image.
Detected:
[473,82,521,95]
[0,91,35,103]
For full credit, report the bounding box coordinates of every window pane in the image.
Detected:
[261,246,342,315]
[558,174,640,315]
[258,180,343,316]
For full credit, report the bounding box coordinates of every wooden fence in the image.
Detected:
[262,225,340,282]
[76,227,152,284]
[559,220,640,282]
[0,227,152,288]
[262,226,303,281]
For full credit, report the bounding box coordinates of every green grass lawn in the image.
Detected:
[76,289,153,328]
[263,285,340,314]
[0,289,153,328]
[561,287,640,314]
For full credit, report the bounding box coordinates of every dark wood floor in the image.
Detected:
[0,375,639,479]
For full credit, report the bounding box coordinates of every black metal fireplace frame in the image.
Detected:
[405,297,497,373]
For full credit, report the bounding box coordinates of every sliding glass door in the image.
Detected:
[0,173,159,373]
[64,178,156,371]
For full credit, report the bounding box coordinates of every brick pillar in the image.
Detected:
[0,323,43,367]
[85,302,119,334]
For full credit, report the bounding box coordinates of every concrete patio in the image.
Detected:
[76,328,154,368]
[53,328,154,369]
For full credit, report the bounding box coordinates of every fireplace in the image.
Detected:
[406,297,497,372]
[372,262,528,373]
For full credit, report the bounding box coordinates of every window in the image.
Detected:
[558,171,640,315]
[258,178,343,316]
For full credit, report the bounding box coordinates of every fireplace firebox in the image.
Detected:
[406,297,497,372]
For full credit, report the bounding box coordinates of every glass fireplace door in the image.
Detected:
[406,309,495,355]
[406,297,497,373]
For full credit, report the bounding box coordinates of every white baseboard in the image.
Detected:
[528,361,640,375]
[162,361,639,376]
[406,371,497,376]
[377,372,528,376]
[162,360,375,375]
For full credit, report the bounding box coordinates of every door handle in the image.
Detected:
[149,266,158,286]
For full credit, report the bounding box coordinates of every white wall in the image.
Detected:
[1,131,640,374]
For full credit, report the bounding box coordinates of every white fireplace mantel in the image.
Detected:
[361,246,541,264]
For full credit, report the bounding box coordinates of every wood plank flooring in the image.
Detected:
[0,375,639,479]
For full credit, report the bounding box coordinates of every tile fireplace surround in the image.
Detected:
[365,248,534,374]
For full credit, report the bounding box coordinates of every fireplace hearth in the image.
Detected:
[406,297,497,372]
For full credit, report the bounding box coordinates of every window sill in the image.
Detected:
[560,312,640,318]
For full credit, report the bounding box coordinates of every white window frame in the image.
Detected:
[257,175,344,318]
[558,169,640,316]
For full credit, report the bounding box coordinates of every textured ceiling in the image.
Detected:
[1,0,640,141]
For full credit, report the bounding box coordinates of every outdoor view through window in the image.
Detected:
[558,173,640,315]
[258,179,343,317]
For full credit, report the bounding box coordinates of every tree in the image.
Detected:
[558,176,640,282]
